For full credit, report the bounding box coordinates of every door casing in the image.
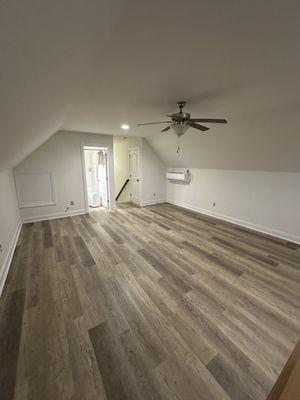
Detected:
[81,144,112,213]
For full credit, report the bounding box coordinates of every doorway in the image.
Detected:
[83,146,109,210]
[129,147,141,205]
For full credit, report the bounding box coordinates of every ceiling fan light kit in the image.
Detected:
[172,123,189,137]
[137,101,227,153]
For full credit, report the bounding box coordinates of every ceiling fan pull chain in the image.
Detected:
[177,136,180,153]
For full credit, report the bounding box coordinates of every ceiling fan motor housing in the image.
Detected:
[172,112,191,123]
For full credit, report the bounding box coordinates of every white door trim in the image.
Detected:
[80,143,112,213]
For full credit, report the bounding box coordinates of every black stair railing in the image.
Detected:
[115,178,130,201]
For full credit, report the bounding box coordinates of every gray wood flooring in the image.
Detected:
[1,202,299,400]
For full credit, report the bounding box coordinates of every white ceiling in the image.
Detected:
[1,1,300,170]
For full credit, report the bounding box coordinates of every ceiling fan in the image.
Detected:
[137,101,227,136]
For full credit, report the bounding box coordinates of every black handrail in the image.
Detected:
[115,178,130,201]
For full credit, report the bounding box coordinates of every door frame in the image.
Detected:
[81,143,112,213]
[129,146,141,206]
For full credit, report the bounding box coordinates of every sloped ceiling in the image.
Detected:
[0,0,122,169]
[1,1,300,171]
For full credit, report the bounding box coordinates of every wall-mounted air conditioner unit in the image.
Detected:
[166,170,191,184]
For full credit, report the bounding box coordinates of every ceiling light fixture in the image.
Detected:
[171,123,189,137]
[171,123,190,154]
[121,124,130,130]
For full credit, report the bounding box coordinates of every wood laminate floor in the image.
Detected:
[1,202,300,400]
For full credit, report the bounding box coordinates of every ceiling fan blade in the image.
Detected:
[190,118,227,124]
[161,125,172,132]
[186,121,209,131]
[161,123,178,132]
[137,121,172,126]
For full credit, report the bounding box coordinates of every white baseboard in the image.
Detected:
[167,199,300,245]
[116,198,131,204]
[0,221,22,297]
[140,199,166,207]
[22,209,87,223]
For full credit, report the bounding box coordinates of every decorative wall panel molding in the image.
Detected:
[15,172,56,208]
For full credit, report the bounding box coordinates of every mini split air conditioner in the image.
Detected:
[166,170,191,184]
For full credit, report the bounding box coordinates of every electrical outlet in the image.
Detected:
[70,201,74,206]
[213,202,216,207]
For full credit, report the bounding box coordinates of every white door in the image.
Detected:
[129,148,141,205]
[83,146,110,210]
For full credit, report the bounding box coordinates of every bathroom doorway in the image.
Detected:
[83,146,109,210]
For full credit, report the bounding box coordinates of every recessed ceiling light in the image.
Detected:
[121,123,130,130]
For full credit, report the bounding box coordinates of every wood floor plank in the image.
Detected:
[89,322,135,400]
[0,289,26,400]
[207,353,254,400]
[42,220,53,249]
[119,328,162,400]
[106,274,168,369]
[67,316,107,400]
[74,236,96,267]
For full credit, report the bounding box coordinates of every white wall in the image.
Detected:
[140,138,166,205]
[113,136,141,202]
[167,168,300,244]
[113,136,167,206]
[0,170,21,295]
[15,130,115,222]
